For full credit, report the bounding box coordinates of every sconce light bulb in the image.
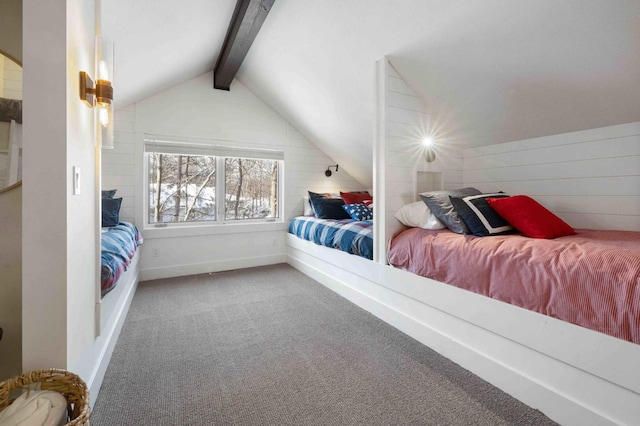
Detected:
[98,106,109,127]
[422,137,434,147]
[98,60,109,81]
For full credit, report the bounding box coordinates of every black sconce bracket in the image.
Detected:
[325,164,339,177]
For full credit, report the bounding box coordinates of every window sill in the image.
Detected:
[142,220,287,240]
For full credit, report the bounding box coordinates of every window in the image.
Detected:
[224,158,279,220]
[148,153,217,223]
[145,139,282,226]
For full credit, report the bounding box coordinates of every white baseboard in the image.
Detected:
[140,254,287,281]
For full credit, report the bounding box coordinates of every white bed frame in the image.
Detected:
[286,234,640,426]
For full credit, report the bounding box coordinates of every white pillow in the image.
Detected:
[303,197,314,216]
[394,201,445,229]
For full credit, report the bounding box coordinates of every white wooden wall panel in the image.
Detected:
[378,59,464,256]
[103,72,364,280]
[464,122,640,231]
[103,105,137,223]
[465,157,638,184]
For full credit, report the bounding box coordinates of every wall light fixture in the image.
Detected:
[325,164,339,177]
[422,137,436,163]
[79,35,114,149]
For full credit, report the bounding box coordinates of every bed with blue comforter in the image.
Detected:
[288,216,373,259]
[101,222,143,296]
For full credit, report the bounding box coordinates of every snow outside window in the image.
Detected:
[145,139,282,226]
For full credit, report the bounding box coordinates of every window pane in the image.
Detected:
[148,153,216,223]
[224,158,279,220]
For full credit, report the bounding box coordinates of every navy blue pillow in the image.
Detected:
[449,194,515,237]
[101,189,117,198]
[102,197,122,227]
[310,197,350,220]
[307,191,330,216]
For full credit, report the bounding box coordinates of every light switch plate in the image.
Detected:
[73,166,81,195]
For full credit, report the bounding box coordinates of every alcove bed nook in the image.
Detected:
[288,191,374,260]
[286,59,640,426]
[287,181,640,426]
[91,189,143,400]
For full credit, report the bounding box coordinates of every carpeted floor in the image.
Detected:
[92,263,556,425]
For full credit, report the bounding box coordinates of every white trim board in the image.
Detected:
[286,234,640,426]
[140,253,287,282]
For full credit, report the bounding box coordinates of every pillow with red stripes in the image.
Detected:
[487,195,576,239]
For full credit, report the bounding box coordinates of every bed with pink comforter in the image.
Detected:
[388,228,640,344]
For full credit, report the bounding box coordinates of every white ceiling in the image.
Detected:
[103,0,640,188]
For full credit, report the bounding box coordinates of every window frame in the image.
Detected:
[142,138,284,232]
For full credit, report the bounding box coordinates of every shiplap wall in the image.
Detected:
[377,59,463,259]
[464,122,640,231]
[103,72,364,279]
[103,105,136,223]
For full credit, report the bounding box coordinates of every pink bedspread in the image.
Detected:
[388,228,640,344]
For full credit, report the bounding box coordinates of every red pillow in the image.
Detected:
[340,191,372,206]
[487,195,576,239]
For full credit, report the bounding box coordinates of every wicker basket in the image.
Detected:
[0,369,90,425]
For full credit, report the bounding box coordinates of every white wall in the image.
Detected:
[103,105,136,222]
[463,122,640,231]
[22,0,98,375]
[377,58,639,236]
[374,59,463,261]
[103,72,364,280]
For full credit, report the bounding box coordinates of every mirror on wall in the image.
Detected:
[0,50,22,190]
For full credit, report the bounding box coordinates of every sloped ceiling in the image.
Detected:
[103,0,640,188]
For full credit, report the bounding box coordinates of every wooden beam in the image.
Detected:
[213,0,275,91]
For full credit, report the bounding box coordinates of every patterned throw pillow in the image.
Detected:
[342,203,373,221]
[449,193,514,237]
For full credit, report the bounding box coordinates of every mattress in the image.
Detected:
[289,216,373,259]
[388,228,640,344]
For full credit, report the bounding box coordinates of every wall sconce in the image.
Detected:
[79,35,114,149]
[325,164,339,177]
[422,137,436,163]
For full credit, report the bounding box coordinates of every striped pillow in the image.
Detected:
[449,193,515,237]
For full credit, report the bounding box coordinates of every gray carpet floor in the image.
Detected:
[92,263,557,425]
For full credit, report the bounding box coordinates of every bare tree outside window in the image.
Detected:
[148,153,216,223]
[148,152,279,224]
[225,158,279,220]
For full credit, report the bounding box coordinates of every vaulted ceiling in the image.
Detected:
[103,0,640,188]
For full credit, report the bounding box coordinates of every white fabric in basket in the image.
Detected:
[0,390,67,426]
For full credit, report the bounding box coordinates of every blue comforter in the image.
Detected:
[101,222,143,296]
[289,216,373,259]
